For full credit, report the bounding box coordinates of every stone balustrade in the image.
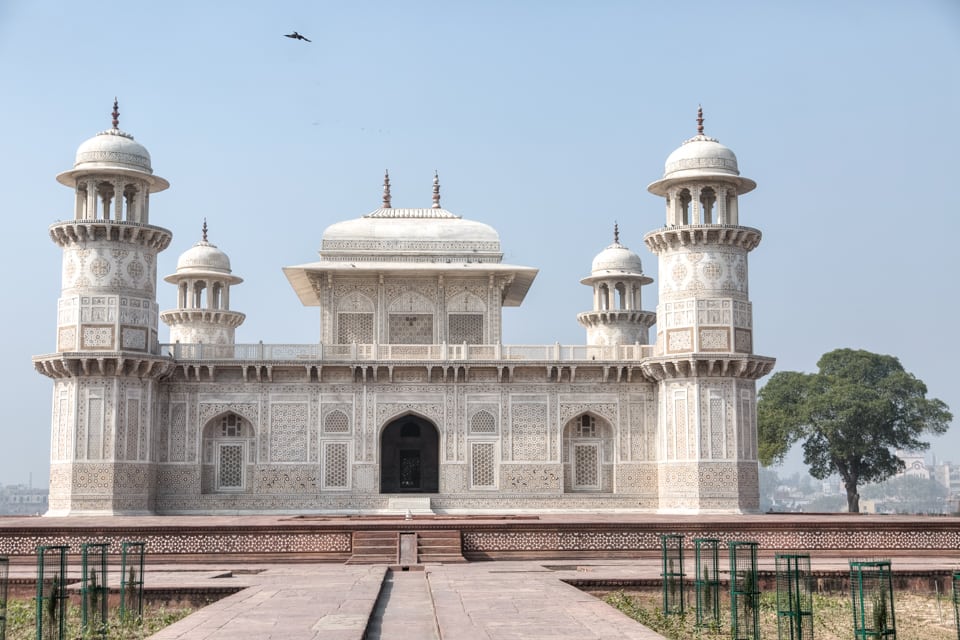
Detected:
[159,342,656,362]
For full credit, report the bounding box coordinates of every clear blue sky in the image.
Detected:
[1,1,957,486]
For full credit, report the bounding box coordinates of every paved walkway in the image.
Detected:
[9,555,956,638]
[364,570,440,639]
[145,561,667,640]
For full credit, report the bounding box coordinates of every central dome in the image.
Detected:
[320,207,503,263]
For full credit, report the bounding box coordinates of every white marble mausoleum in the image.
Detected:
[34,104,775,516]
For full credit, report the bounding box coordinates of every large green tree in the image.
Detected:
[757,348,952,513]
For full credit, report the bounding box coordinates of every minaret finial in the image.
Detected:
[696,104,704,136]
[202,218,208,242]
[382,170,392,209]
[432,171,441,209]
[613,221,620,244]
[112,98,120,130]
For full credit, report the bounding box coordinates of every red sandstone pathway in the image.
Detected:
[145,561,667,640]
[140,555,960,639]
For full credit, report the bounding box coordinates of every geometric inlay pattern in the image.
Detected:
[699,328,729,351]
[448,314,483,344]
[667,328,692,352]
[323,410,350,433]
[510,403,548,461]
[270,403,308,462]
[471,441,496,488]
[218,443,244,490]
[388,314,433,344]
[81,326,114,349]
[573,443,599,489]
[470,410,497,434]
[323,442,349,489]
[337,313,374,344]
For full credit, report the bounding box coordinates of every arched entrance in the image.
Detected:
[380,415,439,493]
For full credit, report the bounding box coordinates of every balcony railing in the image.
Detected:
[159,343,655,362]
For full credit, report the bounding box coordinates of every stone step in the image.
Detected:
[348,531,400,564]
[417,529,466,563]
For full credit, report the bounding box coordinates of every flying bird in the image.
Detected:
[285,32,311,42]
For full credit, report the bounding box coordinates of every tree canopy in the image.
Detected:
[757,348,952,512]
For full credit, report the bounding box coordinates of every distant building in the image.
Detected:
[34,104,774,516]
[0,484,48,515]
[895,450,930,479]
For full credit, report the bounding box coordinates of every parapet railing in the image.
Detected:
[159,343,656,362]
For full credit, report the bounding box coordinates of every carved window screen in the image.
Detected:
[471,441,497,489]
[217,443,244,490]
[323,442,349,489]
[324,410,350,433]
[388,314,433,344]
[470,410,497,434]
[573,443,600,490]
[337,312,374,344]
[447,313,483,344]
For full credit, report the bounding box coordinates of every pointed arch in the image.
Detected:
[379,412,440,493]
[200,411,256,494]
[562,412,613,493]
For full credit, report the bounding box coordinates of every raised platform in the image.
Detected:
[0,512,957,564]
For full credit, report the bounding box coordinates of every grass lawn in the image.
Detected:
[2,598,193,640]
[599,588,957,640]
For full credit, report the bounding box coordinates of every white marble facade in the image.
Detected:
[35,105,774,516]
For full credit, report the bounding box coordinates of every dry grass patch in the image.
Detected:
[2,598,194,640]
[598,588,957,640]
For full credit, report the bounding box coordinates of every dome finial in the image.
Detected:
[112,98,120,130]
[382,170,392,209]
[202,218,208,242]
[432,171,441,209]
[696,104,704,136]
[613,221,620,244]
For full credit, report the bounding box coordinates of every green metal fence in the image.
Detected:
[36,545,69,640]
[660,534,685,615]
[951,571,959,640]
[775,553,813,640]
[730,541,760,640]
[80,543,109,638]
[0,555,8,640]
[849,559,896,639]
[694,538,721,630]
[120,541,145,622]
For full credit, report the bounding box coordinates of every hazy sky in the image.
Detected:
[1,1,957,486]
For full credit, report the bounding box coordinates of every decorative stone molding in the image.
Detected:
[644,225,761,253]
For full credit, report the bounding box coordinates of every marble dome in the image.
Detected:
[56,102,169,192]
[176,239,232,275]
[590,241,644,275]
[648,111,756,197]
[73,128,153,174]
[320,207,503,261]
[662,134,740,180]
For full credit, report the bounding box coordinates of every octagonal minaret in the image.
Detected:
[642,108,775,513]
[161,221,245,350]
[577,224,656,346]
[34,101,174,515]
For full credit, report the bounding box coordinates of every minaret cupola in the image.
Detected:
[577,224,656,346]
[56,99,169,224]
[161,221,245,347]
[647,106,756,227]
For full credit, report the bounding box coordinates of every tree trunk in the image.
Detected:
[844,482,860,513]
